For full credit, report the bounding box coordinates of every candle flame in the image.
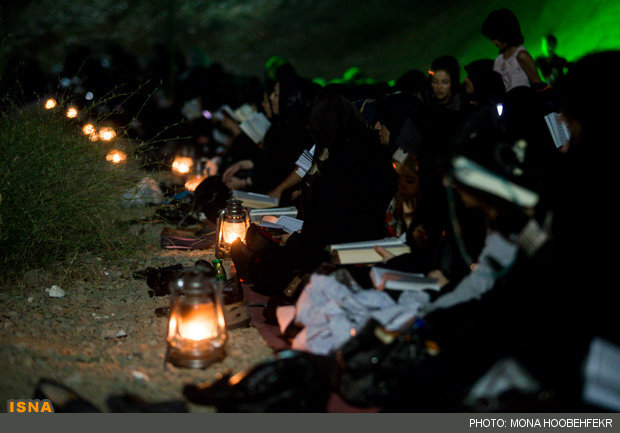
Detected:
[184,174,206,192]
[172,156,193,175]
[99,127,116,141]
[45,99,57,109]
[66,107,78,118]
[82,123,96,135]
[177,308,217,341]
[106,149,127,163]
[222,220,247,244]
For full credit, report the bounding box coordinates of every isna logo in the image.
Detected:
[7,399,55,413]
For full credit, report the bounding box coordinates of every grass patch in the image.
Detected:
[0,99,146,277]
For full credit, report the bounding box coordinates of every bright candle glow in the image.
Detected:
[66,107,78,118]
[45,99,57,109]
[172,156,193,175]
[82,124,95,135]
[496,103,504,117]
[222,220,247,244]
[99,127,116,141]
[184,174,206,192]
[176,307,217,341]
[106,149,127,163]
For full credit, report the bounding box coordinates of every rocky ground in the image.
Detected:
[0,215,274,413]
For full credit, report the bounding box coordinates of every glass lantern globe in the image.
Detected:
[215,198,250,259]
[166,269,227,369]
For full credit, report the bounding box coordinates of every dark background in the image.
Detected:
[2,0,619,84]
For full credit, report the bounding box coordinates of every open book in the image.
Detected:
[544,112,570,149]
[239,112,271,144]
[259,215,304,234]
[249,206,298,223]
[234,104,256,123]
[329,236,411,265]
[232,190,279,209]
[370,266,440,292]
[214,104,239,122]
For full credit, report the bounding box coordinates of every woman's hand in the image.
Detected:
[224,176,248,190]
[427,269,449,288]
[222,160,254,183]
[268,187,282,202]
[374,246,396,263]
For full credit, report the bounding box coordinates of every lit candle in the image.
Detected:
[184,174,206,192]
[82,124,95,135]
[221,220,247,244]
[176,307,217,341]
[106,149,127,163]
[99,127,116,141]
[172,156,193,175]
[66,107,78,118]
[45,99,57,109]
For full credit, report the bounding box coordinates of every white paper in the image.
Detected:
[582,338,620,411]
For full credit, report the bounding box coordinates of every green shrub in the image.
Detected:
[0,101,144,275]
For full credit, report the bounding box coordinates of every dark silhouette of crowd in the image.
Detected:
[3,7,618,412]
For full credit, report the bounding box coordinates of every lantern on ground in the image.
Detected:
[215,198,250,259]
[45,99,57,110]
[166,269,227,368]
[172,156,193,175]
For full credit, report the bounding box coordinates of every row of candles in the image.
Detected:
[45,98,211,186]
[45,98,127,164]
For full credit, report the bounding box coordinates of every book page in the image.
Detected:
[335,244,411,265]
[276,216,304,233]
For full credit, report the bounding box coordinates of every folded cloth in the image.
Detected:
[280,272,425,355]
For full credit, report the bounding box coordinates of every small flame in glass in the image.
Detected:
[185,174,207,192]
[66,107,78,118]
[172,156,193,175]
[45,99,57,109]
[99,127,116,141]
[82,123,96,135]
[106,149,127,164]
[177,308,217,341]
[222,220,247,244]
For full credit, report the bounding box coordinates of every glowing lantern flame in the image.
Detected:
[82,124,96,135]
[99,127,116,141]
[106,149,127,164]
[184,175,206,192]
[45,99,57,109]
[176,308,218,341]
[89,132,99,142]
[166,270,227,369]
[172,156,193,175]
[221,220,248,245]
[66,107,78,118]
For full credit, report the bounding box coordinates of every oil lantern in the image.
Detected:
[215,198,250,259]
[166,269,227,368]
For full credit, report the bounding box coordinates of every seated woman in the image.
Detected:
[222,74,317,196]
[424,55,465,112]
[234,94,397,295]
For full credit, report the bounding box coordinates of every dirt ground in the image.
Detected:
[0,215,275,413]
